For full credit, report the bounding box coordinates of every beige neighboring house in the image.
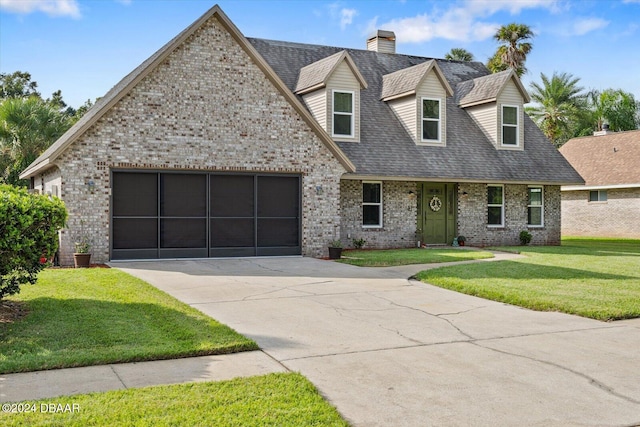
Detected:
[560,129,640,238]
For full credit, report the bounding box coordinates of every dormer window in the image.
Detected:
[333,90,354,138]
[422,98,441,143]
[502,105,519,146]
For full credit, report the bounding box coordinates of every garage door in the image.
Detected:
[111,171,301,260]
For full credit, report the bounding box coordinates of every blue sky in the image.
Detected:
[1,0,639,108]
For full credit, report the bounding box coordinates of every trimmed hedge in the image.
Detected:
[0,184,67,299]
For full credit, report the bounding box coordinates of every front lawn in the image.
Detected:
[0,268,257,374]
[0,373,348,427]
[337,248,494,267]
[416,238,640,321]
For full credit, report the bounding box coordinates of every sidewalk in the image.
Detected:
[0,351,287,403]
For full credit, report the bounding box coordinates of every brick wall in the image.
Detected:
[562,188,640,238]
[340,180,418,249]
[44,15,346,265]
[457,183,561,246]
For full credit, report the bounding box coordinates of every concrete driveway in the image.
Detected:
[115,257,640,427]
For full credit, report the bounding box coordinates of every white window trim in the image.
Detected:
[420,97,442,144]
[362,181,383,228]
[487,184,504,228]
[588,189,608,203]
[332,89,355,138]
[501,104,520,147]
[528,185,544,228]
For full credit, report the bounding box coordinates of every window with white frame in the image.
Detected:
[362,182,382,227]
[421,98,441,142]
[502,105,519,146]
[528,186,543,227]
[589,190,607,202]
[333,90,354,137]
[487,185,504,226]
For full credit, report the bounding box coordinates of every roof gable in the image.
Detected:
[456,69,530,108]
[381,60,453,101]
[294,50,367,95]
[20,5,355,179]
[560,130,640,186]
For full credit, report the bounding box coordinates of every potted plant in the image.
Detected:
[328,239,343,260]
[457,235,467,246]
[74,240,91,268]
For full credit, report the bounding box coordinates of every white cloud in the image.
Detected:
[340,8,357,30]
[0,0,80,17]
[568,17,609,36]
[374,0,558,43]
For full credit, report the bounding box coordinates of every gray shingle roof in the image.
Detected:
[295,51,344,94]
[381,60,435,100]
[456,70,511,107]
[248,38,583,185]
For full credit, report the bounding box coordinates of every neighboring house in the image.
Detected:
[560,129,640,238]
[20,5,582,265]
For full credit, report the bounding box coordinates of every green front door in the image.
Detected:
[419,183,456,245]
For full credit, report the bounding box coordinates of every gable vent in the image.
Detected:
[367,30,396,54]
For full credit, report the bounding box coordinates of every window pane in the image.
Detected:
[529,187,542,206]
[528,207,542,226]
[363,205,381,226]
[423,120,439,140]
[599,191,607,201]
[423,99,439,119]
[503,126,517,145]
[488,207,503,225]
[363,183,381,203]
[334,92,352,113]
[589,191,598,202]
[334,114,352,135]
[503,106,517,125]
[487,186,502,204]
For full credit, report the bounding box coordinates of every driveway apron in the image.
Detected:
[115,257,640,427]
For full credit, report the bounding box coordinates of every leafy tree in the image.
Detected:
[487,23,534,77]
[526,72,584,147]
[0,97,72,185]
[0,71,40,99]
[587,89,639,132]
[445,48,474,62]
[0,184,67,300]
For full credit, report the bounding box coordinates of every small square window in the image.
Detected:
[589,190,607,202]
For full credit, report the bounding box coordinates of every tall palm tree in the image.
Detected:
[488,23,534,77]
[444,48,474,62]
[526,72,584,147]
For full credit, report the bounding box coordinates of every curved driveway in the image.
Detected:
[116,256,640,427]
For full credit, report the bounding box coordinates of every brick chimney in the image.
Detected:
[367,30,396,54]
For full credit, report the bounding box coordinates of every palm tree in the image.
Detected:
[0,96,71,184]
[526,72,584,147]
[444,48,474,62]
[488,23,534,77]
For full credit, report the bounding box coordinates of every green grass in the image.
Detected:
[415,238,640,321]
[337,248,494,267]
[0,268,257,374]
[0,372,348,427]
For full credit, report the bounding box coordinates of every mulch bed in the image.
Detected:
[0,300,28,324]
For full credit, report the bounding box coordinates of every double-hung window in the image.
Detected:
[502,105,519,146]
[487,185,504,227]
[528,186,543,227]
[421,98,441,142]
[333,90,354,137]
[589,190,607,202]
[362,182,382,228]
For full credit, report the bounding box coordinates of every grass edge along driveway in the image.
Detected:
[0,372,349,427]
[0,268,257,374]
[337,247,494,267]
[416,238,640,321]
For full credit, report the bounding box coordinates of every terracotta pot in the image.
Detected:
[459,241,465,246]
[74,253,91,268]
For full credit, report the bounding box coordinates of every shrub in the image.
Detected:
[0,184,67,299]
[352,238,366,249]
[519,230,532,245]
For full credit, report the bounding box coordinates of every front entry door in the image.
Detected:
[420,183,456,245]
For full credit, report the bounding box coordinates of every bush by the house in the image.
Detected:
[519,230,532,245]
[0,184,67,299]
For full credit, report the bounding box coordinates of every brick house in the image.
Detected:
[560,129,640,238]
[20,5,582,265]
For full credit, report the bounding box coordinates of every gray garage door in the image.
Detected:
[111,171,301,260]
